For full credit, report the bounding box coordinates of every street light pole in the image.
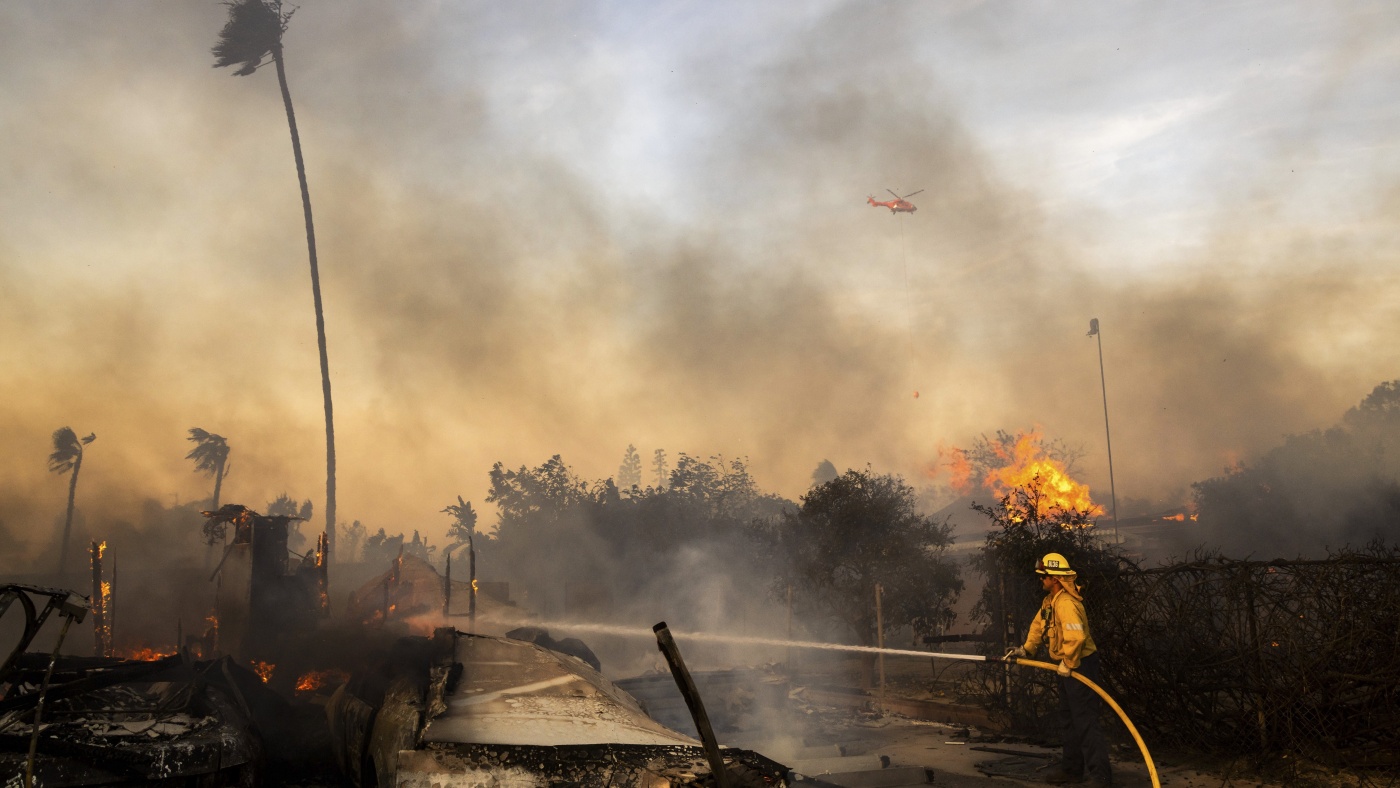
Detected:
[1088,318,1119,541]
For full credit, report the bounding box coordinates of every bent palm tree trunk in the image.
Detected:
[213,1,335,557]
[270,43,336,558]
[58,453,82,576]
[49,427,93,577]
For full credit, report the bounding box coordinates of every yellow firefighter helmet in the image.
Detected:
[1035,552,1076,576]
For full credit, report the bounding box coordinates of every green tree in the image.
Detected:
[761,469,963,652]
[186,428,230,514]
[482,453,790,621]
[214,0,337,556]
[617,445,643,491]
[668,453,767,521]
[49,427,96,575]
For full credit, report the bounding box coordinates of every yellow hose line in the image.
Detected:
[1011,658,1161,788]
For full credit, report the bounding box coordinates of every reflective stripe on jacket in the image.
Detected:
[1021,580,1096,668]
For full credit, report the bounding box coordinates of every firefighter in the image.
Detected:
[1004,553,1112,786]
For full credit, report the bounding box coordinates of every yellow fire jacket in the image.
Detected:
[1021,579,1097,669]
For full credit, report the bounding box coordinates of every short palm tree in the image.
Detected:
[213,0,337,554]
[186,428,231,510]
[49,427,96,575]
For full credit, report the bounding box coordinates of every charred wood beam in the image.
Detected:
[0,656,183,718]
[653,622,729,788]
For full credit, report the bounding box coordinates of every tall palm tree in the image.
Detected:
[213,0,336,554]
[49,427,96,575]
[186,428,231,510]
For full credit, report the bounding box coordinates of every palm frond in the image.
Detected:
[186,428,230,475]
[48,426,81,474]
[212,0,285,77]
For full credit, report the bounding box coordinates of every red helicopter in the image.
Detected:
[867,189,924,214]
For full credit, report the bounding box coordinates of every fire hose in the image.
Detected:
[930,652,1160,788]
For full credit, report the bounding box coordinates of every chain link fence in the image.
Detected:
[963,544,1400,777]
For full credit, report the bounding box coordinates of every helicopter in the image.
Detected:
[867,189,924,214]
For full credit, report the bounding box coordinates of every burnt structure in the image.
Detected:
[205,505,328,666]
[326,629,791,787]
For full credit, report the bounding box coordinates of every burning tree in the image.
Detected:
[960,431,1125,733]
[760,468,963,670]
[966,432,1117,643]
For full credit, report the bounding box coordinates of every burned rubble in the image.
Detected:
[24,496,1400,787]
[1,510,818,787]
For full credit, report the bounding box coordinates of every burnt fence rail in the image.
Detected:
[964,546,1400,769]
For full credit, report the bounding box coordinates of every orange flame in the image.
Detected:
[983,431,1102,521]
[120,646,177,661]
[926,446,974,494]
[99,576,113,656]
[946,448,974,495]
[251,660,275,683]
[295,668,350,693]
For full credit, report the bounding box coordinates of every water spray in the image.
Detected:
[514,618,1159,788]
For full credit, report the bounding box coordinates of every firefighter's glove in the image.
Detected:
[1057,661,1073,677]
[1003,647,1026,661]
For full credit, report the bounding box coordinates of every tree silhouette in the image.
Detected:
[266,493,312,553]
[651,448,668,489]
[617,445,643,491]
[442,496,478,554]
[213,0,337,555]
[49,427,95,575]
[185,428,230,511]
[760,468,962,651]
[810,459,838,487]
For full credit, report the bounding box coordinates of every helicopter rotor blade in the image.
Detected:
[887,189,901,200]
[902,189,924,199]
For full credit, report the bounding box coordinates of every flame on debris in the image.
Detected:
[120,646,177,661]
[295,668,350,693]
[251,660,275,683]
[99,579,112,647]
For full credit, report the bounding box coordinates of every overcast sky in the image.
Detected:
[2,1,1398,554]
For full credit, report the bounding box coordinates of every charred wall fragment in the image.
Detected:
[205,505,328,669]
